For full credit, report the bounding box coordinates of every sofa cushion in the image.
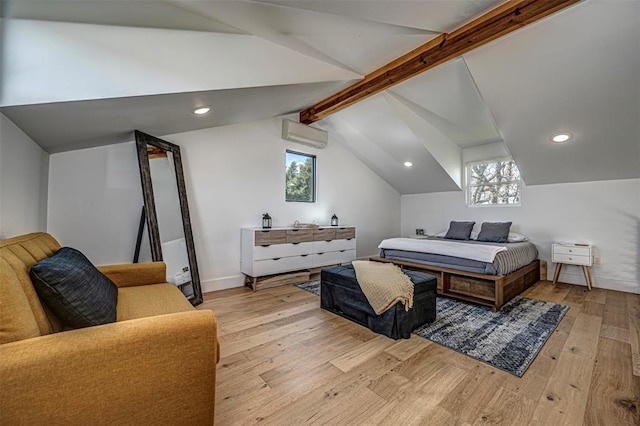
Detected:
[30,247,118,328]
[117,284,194,321]
[0,257,42,344]
[0,233,65,336]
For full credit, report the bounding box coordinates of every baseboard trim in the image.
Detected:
[549,270,639,294]
[201,275,244,293]
[202,266,640,295]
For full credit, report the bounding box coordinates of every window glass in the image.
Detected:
[466,158,521,206]
[285,150,316,203]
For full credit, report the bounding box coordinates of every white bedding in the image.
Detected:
[377,238,507,263]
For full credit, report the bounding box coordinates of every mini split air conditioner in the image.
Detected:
[282,119,328,149]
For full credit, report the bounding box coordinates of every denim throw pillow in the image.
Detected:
[477,222,513,243]
[30,247,118,328]
[443,221,475,240]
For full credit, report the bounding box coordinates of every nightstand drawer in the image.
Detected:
[553,245,591,257]
[553,253,591,266]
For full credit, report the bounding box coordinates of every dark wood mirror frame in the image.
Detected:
[134,130,203,305]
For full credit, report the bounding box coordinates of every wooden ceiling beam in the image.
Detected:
[300,0,580,124]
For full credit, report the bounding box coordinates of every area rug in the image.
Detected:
[294,280,568,377]
[414,296,568,377]
[295,280,320,295]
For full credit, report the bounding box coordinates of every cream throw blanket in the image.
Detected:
[352,260,414,315]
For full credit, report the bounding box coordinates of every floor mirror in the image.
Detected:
[134,130,202,305]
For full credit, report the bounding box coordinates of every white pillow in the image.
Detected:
[507,232,528,242]
[438,230,528,242]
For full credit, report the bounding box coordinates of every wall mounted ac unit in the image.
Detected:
[282,119,328,149]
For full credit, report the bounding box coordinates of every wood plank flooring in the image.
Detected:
[199,281,640,425]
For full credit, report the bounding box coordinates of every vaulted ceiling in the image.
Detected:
[1,0,638,193]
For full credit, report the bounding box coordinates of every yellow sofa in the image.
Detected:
[0,233,219,425]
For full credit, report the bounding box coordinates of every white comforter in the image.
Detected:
[378,238,507,263]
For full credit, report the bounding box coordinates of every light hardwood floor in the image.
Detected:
[200,280,640,425]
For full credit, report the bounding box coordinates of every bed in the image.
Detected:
[371,236,540,312]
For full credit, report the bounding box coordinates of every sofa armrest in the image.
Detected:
[98,261,167,287]
[0,310,218,425]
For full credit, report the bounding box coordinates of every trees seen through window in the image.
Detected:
[466,158,521,206]
[285,150,315,203]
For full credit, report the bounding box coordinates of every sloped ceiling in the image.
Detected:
[0,0,638,192]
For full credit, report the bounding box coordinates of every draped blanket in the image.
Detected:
[352,260,414,315]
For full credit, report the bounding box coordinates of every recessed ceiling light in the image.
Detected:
[404,161,413,168]
[192,106,211,115]
[551,133,572,143]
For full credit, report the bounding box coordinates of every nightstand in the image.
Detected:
[552,243,593,290]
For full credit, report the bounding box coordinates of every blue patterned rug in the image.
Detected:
[295,280,321,295]
[414,296,568,377]
[294,280,568,377]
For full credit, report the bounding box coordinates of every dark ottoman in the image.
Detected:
[320,264,437,339]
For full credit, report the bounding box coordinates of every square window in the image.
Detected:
[466,158,521,206]
[286,150,316,203]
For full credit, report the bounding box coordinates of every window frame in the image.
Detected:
[465,156,522,207]
[285,149,317,203]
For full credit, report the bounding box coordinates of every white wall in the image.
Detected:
[47,142,144,264]
[0,113,49,238]
[401,179,640,294]
[48,117,400,291]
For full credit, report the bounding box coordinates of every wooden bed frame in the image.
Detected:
[370,257,540,312]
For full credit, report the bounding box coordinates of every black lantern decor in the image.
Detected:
[262,213,272,229]
[331,214,339,226]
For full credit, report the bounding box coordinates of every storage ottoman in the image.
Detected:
[320,264,437,339]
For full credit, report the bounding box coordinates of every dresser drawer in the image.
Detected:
[255,230,287,246]
[254,242,314,260]
[553,245,591,257]
[314,239,356,253]
[335,227,356,240]
[313,228,336,241]
[286,229,314,243]
[253,255,313,276]
[553,253,591,266]
[312,249,355,268]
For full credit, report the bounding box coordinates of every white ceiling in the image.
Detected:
[1,0,638,192]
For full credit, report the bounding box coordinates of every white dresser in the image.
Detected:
[241,226,356,290]
[552,242,593,290]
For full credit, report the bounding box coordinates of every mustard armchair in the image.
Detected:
[0,233,218,425]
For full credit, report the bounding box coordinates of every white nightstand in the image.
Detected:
[552,243,593,290]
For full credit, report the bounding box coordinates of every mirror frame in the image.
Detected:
[134,130,203,305]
